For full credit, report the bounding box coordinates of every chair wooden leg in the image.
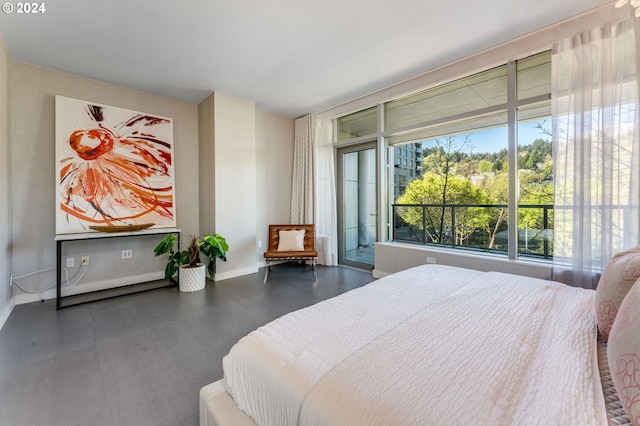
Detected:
[263,262,270,284]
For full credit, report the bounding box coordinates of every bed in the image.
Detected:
[200,258,640,426]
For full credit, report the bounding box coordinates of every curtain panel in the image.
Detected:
[290,115,338,266]
[291,115,315,225]
[552,16,640,289]
[314,118,338,266]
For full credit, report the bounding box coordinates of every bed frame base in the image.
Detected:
[199,380,256,426]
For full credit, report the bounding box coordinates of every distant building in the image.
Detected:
[394,142,422,198]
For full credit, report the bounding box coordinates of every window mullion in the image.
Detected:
[507,61,518,259]
[376,104,387,243]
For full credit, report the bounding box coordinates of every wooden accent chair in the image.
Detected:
[263,224,318,284]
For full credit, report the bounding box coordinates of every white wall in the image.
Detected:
[374,242,553,280]
[200,101,295,274]
[4,59,294,309]
[9,61,199,303]
[255,109,294,265]
[0,35,12,328]
[207,93,259,280]
[198,93,216,239]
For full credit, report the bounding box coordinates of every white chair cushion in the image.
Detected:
[277,230,305,251]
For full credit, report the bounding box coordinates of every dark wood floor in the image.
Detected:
[0,264,373,426]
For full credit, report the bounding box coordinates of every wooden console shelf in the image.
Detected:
[55,228,180,309]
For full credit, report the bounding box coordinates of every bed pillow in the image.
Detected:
[596,246,640,339]
[607,278,640,425]
[277,230,305,251]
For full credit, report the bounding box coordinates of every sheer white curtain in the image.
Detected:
[291,115,315,224]
[314,118,338,266]
[552,16,640,289]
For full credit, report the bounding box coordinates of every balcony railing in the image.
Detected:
[392,203,553,259]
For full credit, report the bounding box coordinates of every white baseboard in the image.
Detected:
[61,271,165,296]
[13,272,166,305]
[12,266,269,305]
[0,296,14,330]
[14,288,56,305]
[214,266,258,282]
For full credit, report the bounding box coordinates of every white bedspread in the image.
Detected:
[222,265,607,425]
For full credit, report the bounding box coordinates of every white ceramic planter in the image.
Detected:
[179,264,206,292]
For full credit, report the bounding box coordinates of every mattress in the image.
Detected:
[213,265,610,425]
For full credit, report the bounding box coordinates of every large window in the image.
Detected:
[336,50,553,260]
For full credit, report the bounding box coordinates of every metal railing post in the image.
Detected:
[422,205,426,244]
[451,206,456,249]
[543,206,549,259]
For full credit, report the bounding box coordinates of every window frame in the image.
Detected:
[334,51,552,261]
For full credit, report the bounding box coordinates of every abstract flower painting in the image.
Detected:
[55,96,176,234]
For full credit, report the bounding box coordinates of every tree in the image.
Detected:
[518,180,553,254]
[396,171,490,245]
[419,135,474,240]
[519,138,552,173]
[517,127,553,255]
[478,159,493,174]
[394,127,554,254]
[518,138,553,235]
[479,172,508,249]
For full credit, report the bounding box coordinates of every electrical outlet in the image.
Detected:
[66,257,75,268]
[426,257,437,264]
[122,249,133,259]
[81,256,90,266]
[258,240,262,248]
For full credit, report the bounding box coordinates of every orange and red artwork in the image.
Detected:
[55,96,175,234]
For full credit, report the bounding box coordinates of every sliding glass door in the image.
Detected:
[337,142,377,269]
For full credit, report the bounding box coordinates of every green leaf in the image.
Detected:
[155,233,227,279]
[207,259,216,279]
[153,234,177,256]
[179,250,191,265]
[201,234,228,260]
[164,252,180,278]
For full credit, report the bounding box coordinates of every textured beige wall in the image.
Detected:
[0,35,12,326]
[255,108,294,265]
[211,92,258,280]
[4,59,294,304]
[9,61,199,302]
[198,94,216,237]
[200,100,295,273]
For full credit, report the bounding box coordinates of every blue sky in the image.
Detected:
[423,120,552,154]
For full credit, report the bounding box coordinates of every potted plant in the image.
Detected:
[153,233,228,292]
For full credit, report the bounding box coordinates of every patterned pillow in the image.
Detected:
[608,278,640,425]
[596,246,640,339]
[277,230,305,251]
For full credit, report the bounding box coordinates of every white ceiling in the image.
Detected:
[0,0,613,118]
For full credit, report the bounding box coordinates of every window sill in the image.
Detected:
[373,241,553,281]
